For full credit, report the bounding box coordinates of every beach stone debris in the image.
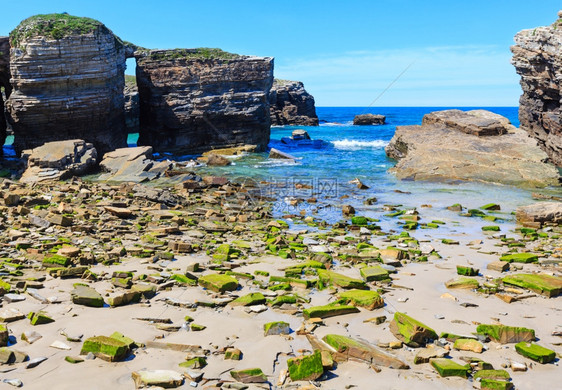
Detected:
[230,368,268,383]
[131,369,184,388]
[476,324,535,344]
[224,347,242,360]
[385,109,559,187]
[206,154,232,166]
[318,269,366,289]
[20,140,97,183]
[303,304,359,320]
[21,331,42,344]
[413,346,449,364]
[481,379,514,390]
[453,338,483,353]
[27,311,54,326]
[342,205,356,215]
[198,273,238,293]
[445,277,480,289]
[71,285,105,307]
[353,114,386,125]
[269,79,319,126]
[107,291,141,307]
[264,321,290,336]
[487,261,509,272]
[230,292,266,307]
[3,379,23,387]
[456,265,478,276]
[26,356,47,369]
[0,309,26,323]
[360,265,390,282]
[516,202,562,228]
[287,351,324,381]
[499,252,538,263]
[80,336,129,362]
[99,146,170,182]
[0,325,8,347]
[269,148,296,160]
[502,273,562,297]
[337,289,384,310]
[430,358,469,378]
[514,342,556,364]
[389,312,438,347]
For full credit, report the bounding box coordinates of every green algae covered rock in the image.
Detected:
[515,342,556,363]
[303,304,359,320]
[502,273,562,298]
[476,324,535,344]
[198,273,238,293]
[453,338,483,353]
[264,321,290,336]
[445,277,479,289]
[212,244,241,263]
[109,332,136,349]
[131,370,184,388]
[499,253,538,263]
[474,370,510,381]
[230,368,267,383]
[225,347,242,360]
[71,285,104,307]
[390,312,437,347]
[480,203,501,211]
[0,324,8,347]
[481,379,514,390]
[456,265,479,276]
[43,254,70,267]
[231,292,266,307]
[360,266,390,282]
[180,356,207,369]
[318,269,366,289]
[351,216,369,226]
[80,335,128,362]
[430,358,469,378]
[0,280,10,295]
[28,311,54,326]
[170,273,197,286]
[287,350,324,381]
[337,289,384,310]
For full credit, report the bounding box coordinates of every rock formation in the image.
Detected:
[99,146,171,182]
[135,48,273,154]
[385,109,560,188]
[124,77,139,134]
[6,14,127,156]
[0,36,10,151]
[353,114,385,125]
[269,79,318,126]
[511,11,562,166]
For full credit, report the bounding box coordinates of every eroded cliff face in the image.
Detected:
[269,79,318,126]
[124,80,139,134]
[511,12,562,166]
[6,14,127,156]
[0,36,10,151]
[135,49,273,154]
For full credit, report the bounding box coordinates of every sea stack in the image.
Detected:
[135,48,274,154]
[269,79,319,126]
[6,14,127,156]
[511,11,562,166]
[353,114,386,125]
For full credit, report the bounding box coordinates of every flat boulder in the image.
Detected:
[502,273,562,298]
[71,285,104,307]
[99,146,170,183]
[389,312,438,347]
[269,148,296,160]
[422,109,512,136]
[21,140,97,183]
[516,202,562,228]
[131,370,184,388]
[476,324,535,344]
[353,114,386,125]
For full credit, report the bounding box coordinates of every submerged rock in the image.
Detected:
[385,109,559,187]
[7,14,127,155]
[269,79,318,126]
[353,114,386,125]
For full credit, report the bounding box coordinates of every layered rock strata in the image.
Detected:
[511,11,562,165]
[124,79,139,134]
[0,36,10,150]
[353,114,385,125]
[135,48,273,154]
[269,79,318,126]
[6,14,127,156]
[385,109,559,188]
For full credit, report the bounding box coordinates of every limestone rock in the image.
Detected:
[353,114,386,125]
[70,285,104,307]
[6,14,127,156]
[135,48,273,154]
[422,109,512,136]
[20,140,97,183]
[99,146,170,182]
[131,370,184,388]
[511,13,562,166]
[269,79,318,126]
[385,109,560,188]
[124,80,139,134]
[516,202,562,228]
[389,312,438,347]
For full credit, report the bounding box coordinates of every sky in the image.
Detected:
[1,1,560,106]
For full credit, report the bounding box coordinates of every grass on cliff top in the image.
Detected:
[125,75,137,84]
[145,48,241,61]
[10,13,112,48]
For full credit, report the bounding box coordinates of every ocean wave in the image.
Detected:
[321,121,354,127]
[332,139,388,150]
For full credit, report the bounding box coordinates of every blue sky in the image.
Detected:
[2,1,560,106]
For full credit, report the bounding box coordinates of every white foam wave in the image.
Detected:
[332,139,388,150]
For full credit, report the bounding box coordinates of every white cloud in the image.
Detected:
[275,45,521,106]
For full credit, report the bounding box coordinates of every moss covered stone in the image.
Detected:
[28,311,54,326]
[453,338,483,353]
[480,203,501,211]
[110,332,136,348]
[0,280,10,295]
[42,254,70,267]
[0,324,7,347]
[212,244,241,263]
[351,216,368,226]
[482,226,500,232]
[502,273,562,298]
[473,370,511,380]
[80,335,128,362]
[360,266,390,282]
[499,253,538,263]
[287,351,324,381]
[476,324,535,344]
[231,292,266,307]
[198,273,238,293]
[390,312,438,347]
[230,368,267,383]
[264,321,290,336]
[270,294,298,306]
[445,277,479,289]
[456,265,479,276]
[515,342,556,363]
[317,269,366,289]
[170,273,197,286]
[480,379,514,390]
[430,358,469,378]
[225,347,242,360]
[337,289,384,310]
[303,304,359,320]
[71,285,104,307]
[179,356,207,369]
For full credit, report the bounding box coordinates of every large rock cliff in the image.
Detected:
[511,11,562,166]
[269,79,318,126]
[6,14,127,156]
[135,48,273,154]
[124,77,139,134]
[0,36,10,151]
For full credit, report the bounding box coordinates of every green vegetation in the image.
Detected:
[10,13,111,48]
[124,75,137,84]
[515,342,556,363]
[146,48,241,61]
[287,351,324,381]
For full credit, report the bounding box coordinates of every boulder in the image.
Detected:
[515,342,556,363]
[476,324,535,344]
[198,273,238,293]
[511,12,562,166]
[389,312,438,347]
[99,146,171,183]
[6,14,127,156]
[353,114,386,125]
[269,148,296,160]
[287,351,324,381]
[337,289,384,310]
[269,79,318,126]
[135,48,273,154]
[131,370,184,388]
[80,335,128,362]
[516,202,562,228]
[20,140,97,183]
[205,154,232,166]
[422,109,511,136]
[502,273,562,298]
[70,285,104,307]
[230,368,267,383]
[430,358,469,378]
[385,109,560,188]
[302,304,359,320]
